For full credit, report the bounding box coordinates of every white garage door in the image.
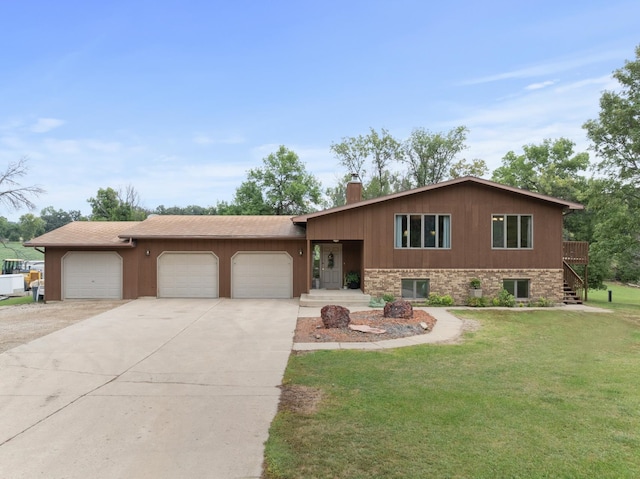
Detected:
[157,252,218,298]
[232,252,292,299]
[63,252,122,299]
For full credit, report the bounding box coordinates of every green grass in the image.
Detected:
[265,286,640,478]
[0,295,34,306]
[0,241,44,261]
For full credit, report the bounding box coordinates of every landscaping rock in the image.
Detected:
[383,300,413,319]
[321,305,351,328]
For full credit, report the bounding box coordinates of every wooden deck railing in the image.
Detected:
[563,241,589,264]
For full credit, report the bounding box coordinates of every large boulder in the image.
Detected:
[383,300,413,319]
[321,305,351,328]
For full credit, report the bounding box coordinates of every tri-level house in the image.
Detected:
[25,176,588,305]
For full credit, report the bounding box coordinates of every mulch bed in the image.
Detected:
[294,309,437,343]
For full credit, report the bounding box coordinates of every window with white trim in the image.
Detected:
[503,279,530,299]
[395,214,451,249]
[401,279,429,299]
[492,214,532,249]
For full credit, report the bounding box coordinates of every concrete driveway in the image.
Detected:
[0,298,299,479]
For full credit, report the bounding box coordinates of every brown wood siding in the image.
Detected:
[307,182,565,270]
[43,239,305,300]
[42,248,139,301]
[136,238,307,298]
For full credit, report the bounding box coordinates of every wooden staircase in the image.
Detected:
[563,282,583,305]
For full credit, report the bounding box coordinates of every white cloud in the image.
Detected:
[525,80,556,91]
[192,134,245,145]
[455,74,614,171]
[30,118,65,133]
[461,49,625,86]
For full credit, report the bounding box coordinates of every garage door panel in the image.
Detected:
[232,252,292,299]
[158,252,218,298]
[63,252,122,299]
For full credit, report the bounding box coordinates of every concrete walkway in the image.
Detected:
[0,298,299,479]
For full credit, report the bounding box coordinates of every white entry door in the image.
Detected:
[321,244,342,289]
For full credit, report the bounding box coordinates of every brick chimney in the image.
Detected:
[346,173,362,204]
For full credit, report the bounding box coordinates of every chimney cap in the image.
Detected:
[349,173,361,183]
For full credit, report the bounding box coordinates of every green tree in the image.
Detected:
[154,204,216,215]
[40,206,85,232]
[584,44,640,184]
[582,45,640,284]
[18,213,45,240]
[491,138,589,200]
[449,158,489,179]
[403,126,469,187]
[217,180,273,215]
[224,146,321,215]
[87,185,148,221]
[330,128,405,204]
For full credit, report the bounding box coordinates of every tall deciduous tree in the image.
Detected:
[18,213,45,240]
[491,138,589,200]
[582,45,640,284]
[403,126,468,187]
[224,146,321,215]
[330,128,404,203]
[87,185,148,221]
[40,206,85,232]
[0,157,44,211]
[583,44,640,184]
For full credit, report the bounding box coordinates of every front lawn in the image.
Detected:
[264,291,640,478]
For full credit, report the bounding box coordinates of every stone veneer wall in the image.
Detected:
[364,268,564,304]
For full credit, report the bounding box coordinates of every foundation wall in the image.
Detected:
[364,268,564,304]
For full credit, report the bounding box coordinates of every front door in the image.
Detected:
[321,244,342,289]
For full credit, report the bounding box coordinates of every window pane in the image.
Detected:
[506,216,519,248]
[416,280,429,299]
[492,215,504,247]
[520,216,532,248]
[503,280,515,296]
[395,215,407,248]
[424,215,436,247]
[410,215,422,247]
[439,215,451,248]
[516,280,530,298]
[401,279,414,298]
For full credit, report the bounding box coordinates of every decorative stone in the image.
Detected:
[321,305,351,328]
[348,324,386,334]
[419,321,429,330]
[383,300,413,319]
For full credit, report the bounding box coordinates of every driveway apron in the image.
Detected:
[0,298,299,479]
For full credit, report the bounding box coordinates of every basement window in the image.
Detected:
[401,279,429,300]
[503,279,530,299]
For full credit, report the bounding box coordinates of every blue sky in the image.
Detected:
[1,0,638,220]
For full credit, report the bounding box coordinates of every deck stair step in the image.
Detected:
[300,289,371,308]
[562,282,583,305]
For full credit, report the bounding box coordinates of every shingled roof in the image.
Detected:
[293,176,584,223]
[24,221,139,248]
[118,215,305,239]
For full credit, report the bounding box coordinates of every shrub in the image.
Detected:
[529,297,555,307]
[427,293,454,306]
[382,293,395,303]
[492,289,516,307]
[466,296,488,307]
[369,297,386,308]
